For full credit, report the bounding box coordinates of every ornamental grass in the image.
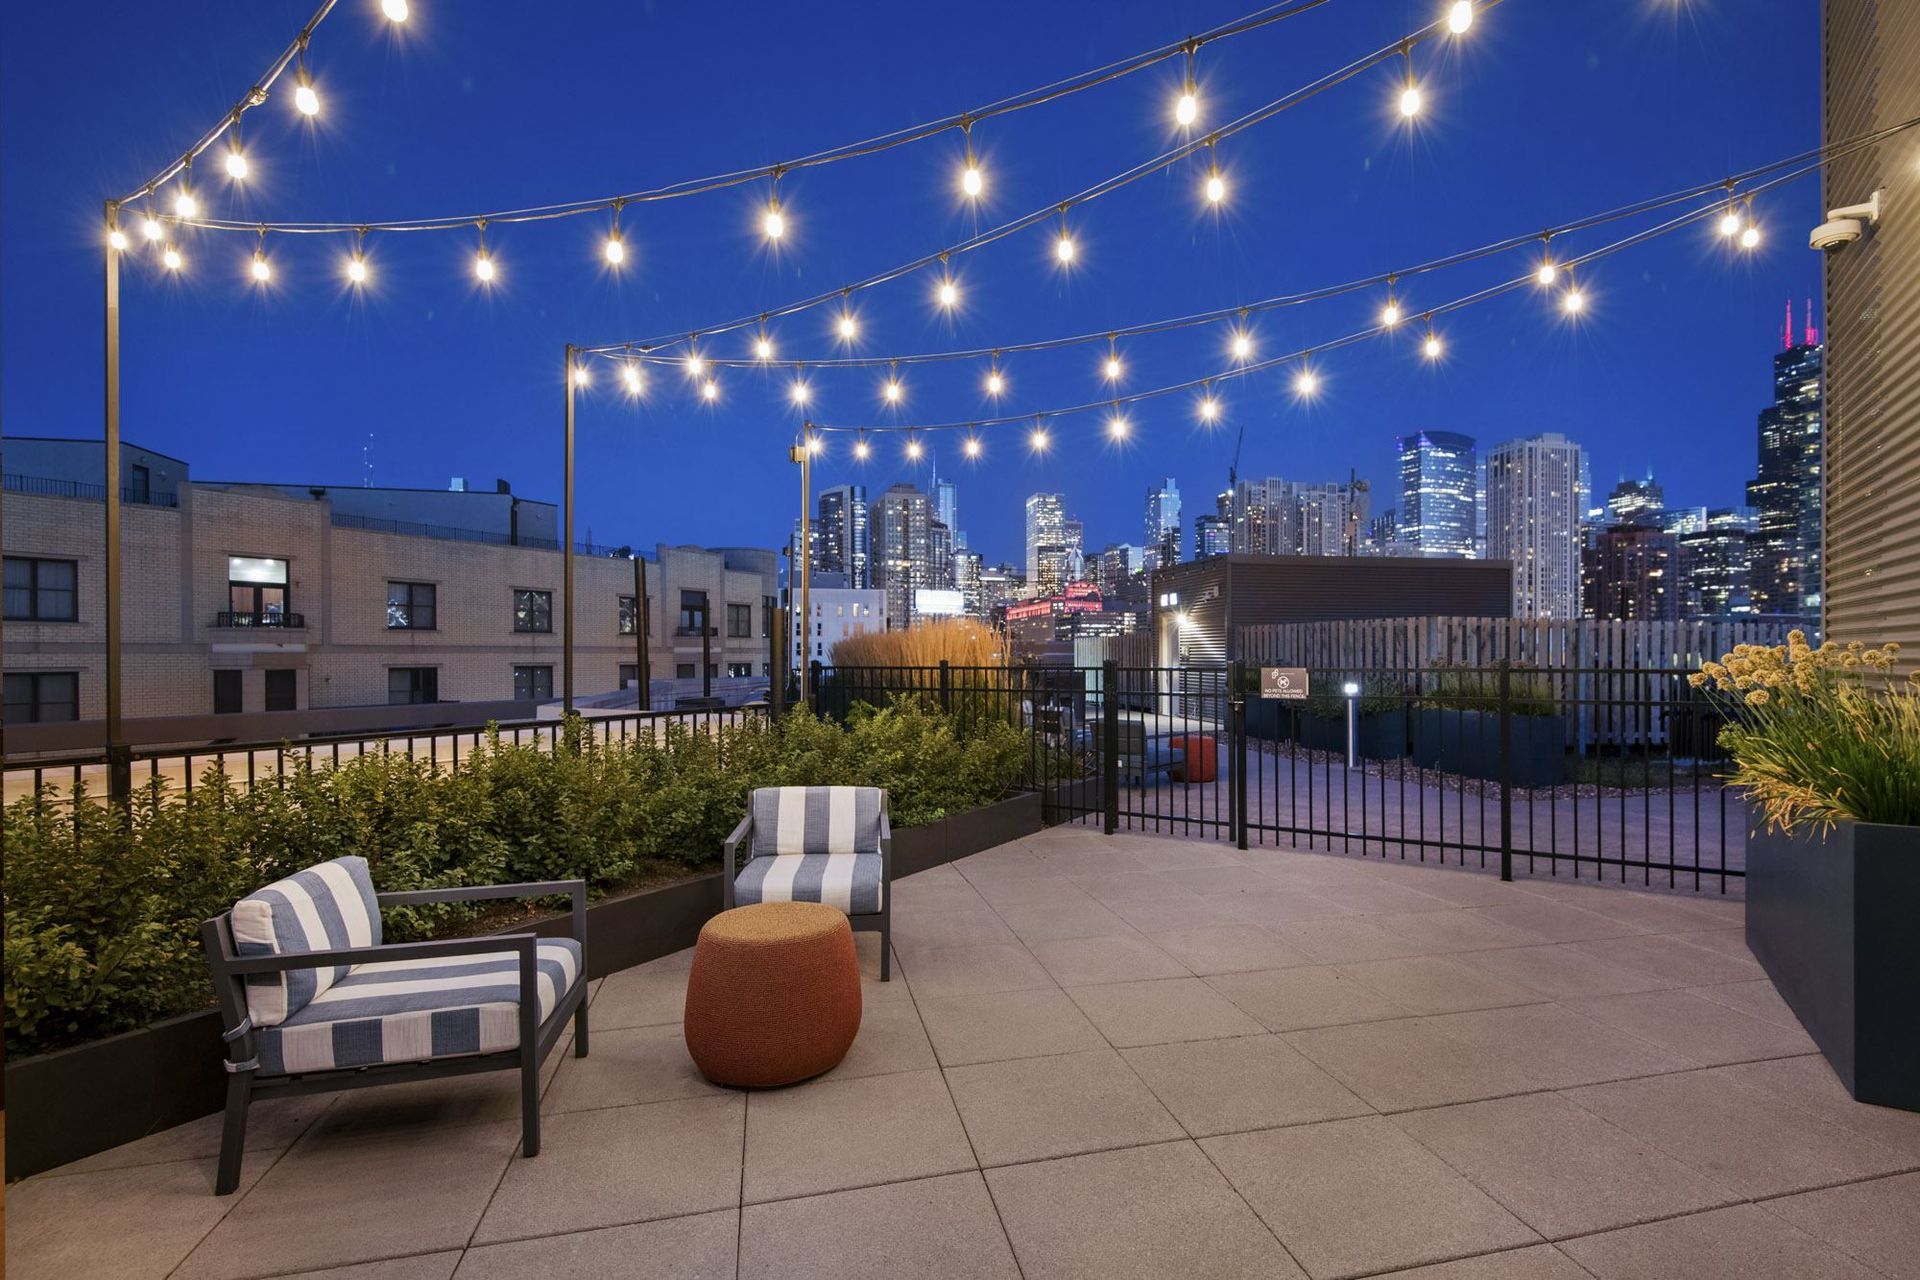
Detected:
[1692,631,1920,832]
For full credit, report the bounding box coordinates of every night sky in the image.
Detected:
[1,0,1821,568]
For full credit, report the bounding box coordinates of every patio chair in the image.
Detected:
[723,786,892,981]
[1115,718,1185,785]
[200,856,589,1195]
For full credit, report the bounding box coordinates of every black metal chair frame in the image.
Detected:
[721,795,892,981]
[199,879,590,1195]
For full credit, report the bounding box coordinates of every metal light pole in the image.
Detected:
[103,202,130,809]
[632,554,650,711]
[562,344,576,717]
[790,435,812,712]
[1342,680,1360,770]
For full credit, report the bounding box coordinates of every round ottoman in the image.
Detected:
[683,901,862,1087]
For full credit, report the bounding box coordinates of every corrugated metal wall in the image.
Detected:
[1824,2,1920,650]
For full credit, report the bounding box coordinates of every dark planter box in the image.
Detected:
[3,794,1043,1180]
[1244,702,1406,760]
[1747,819,1920,1111]
[1410,708,1566,788]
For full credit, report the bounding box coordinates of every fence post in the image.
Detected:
[938,659,952,715]
[1230,661,1249,850]
[1102,659,1120,835]
[808,661,823,718]
[1498,659,1513,882]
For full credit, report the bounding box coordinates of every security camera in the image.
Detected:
[1810,190,1882,252]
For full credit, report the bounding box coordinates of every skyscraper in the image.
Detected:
[1583,523,1680,621]
[1025,492,1068,597]
[932,476,959,547]
[816,483,869,588]
[1677,508,1756,617]
[1746,324,1824,617]
[1194,513,1232,559]
[1486,433,1589,619]
[1144,479,1182,571]
[1296,479,1370,556]
[1397,430,1477,557]
[871,484,932,629]
[1230,478,1299,555]
[1605,475,1666,525]
[1063,518,1086,582]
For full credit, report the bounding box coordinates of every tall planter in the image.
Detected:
[1244,703,1407,760]
[1410,708,1566,788]
[1746,819,1920,1111]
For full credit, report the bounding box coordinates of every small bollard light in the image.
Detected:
[1343,681,1361,770]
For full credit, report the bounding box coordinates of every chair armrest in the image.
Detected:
[723,814,753,908]
[378,879,587,944]
[217,931,538,977]
[877,798,893,885]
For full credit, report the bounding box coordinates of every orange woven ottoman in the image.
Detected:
[683,901,862,1087]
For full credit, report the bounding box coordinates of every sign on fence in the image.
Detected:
[1259,667,1309,700]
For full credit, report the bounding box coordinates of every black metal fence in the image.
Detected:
[811,659,1745,893]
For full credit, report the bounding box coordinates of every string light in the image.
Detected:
[1198,389,1221,424]
[1104,340,1123,382]
[959,122,984,200]
[905,438,924,460]
[790,377,811,405]
[884,369,905,405]
[1739,201,1761,249]
[702,378,720,401]
[805,433,823,454]
[162,245,183,271]
[1535,255,1557,285]
[1718,207,1743,237]
[1381,294,1402,328]
[755,332,775,360]
[1205,166,1227,205]
[937,276,960,309]
[837,308,859,342]
[623,361,644,396]
[854,435,872,460]
[1055,210,1076,265]
[1106,406,1131,440]
[1562,283,1586,314]
[571,363,591,388]
[1231,329,1254,362]
[140,210,164,241]
[251,245,272,283]
[108,226,129,252]
[685,351,707,378]
[224,141,249,181]
[473,222,496,283]
[1293,366,1319,398]
[1397,44,1422,118]
[1447,2,1474,35]
[604,203,627,265]
[292,44,320,117]
[381,0,410,21]
[986,361,1006,397]
[1175,45,1199,128]
[1030,424,1051,452]
[1422,322,1443,360]
[764,174,787,241]
[964,435,983,459]
[173,163,199,218]
[346,230,369,285]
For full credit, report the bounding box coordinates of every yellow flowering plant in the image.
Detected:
[1692,631,1920,831]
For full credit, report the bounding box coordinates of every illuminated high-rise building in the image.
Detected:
[1746,316,1824,616]
[816,483,869,588]
[1396,430,1477,557]
[1144,479,1182,571]
[1024,492,1068,597]
[1486,433,1589,619]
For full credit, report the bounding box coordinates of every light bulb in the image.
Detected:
[1717,210,1742,238]
[1199,396,1220,423]
[294,79,320,117]
[1104,356,1122,380]
[347,254,368,284]
[604,235,625,265]
[225,148,249,180]
[686,354,706,378]
[174,189,199,218]
[571,365,590,388]
[754,336,773,360]
[623,364,644,395]
[1447,2,1473,34]
[1108,414,1130,440]
[251,253,271,283]
[838,313,858,341]
[1536,262,1557,285]
[884,379,903,404]
[854,439,871,460]
[1423,333,1443,360]
[474,253,495,282]
[1399,84,1423,117]
[1381,301,1402,327]
[382,0,409,21]
[906,440,923,460]
[790,380,810,405]
[937,278,959,309]
[162,245,183,271]
[1176,91,1198,127]
[805,435,822,455]
[702,379,719,402]
[764,204,785,240]
[141,215,163,241]
[1231,332,1253,361]
[108,228,128,251]
[964,437,982,459]
[986,370,1005,396]
[1056,233,1075,264]
[1030,428,1050,452]
[1205,171,1226,204]
[1562,288,1586,314]
[1294,369,1318,397]
[1740,224,1761,249]
[961,164,983,198]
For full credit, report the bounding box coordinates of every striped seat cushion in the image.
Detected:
[232,856,384,1027]
[749,786,884,857]
[735,853,885,915]
[255,939,582,1075]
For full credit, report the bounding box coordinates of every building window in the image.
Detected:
[3,671,79,724]
[387,581,437,630]
[513,589,552,633]
[727,603,753,638]
[3,557,78,621]
[727,662,753,678]
[675,663,696,680]
[228,556,290,625]
[212,669,243,715]
[264,669,298,712]
[677,590,706,635]
[619,594,640,635]
[513,664,553,701]
[129,464,151,505]
[618,663,640,689]
[388,667,438,705]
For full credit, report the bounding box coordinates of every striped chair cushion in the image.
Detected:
[734,853,884,915]
[232,856,384,1027]
[749,786,884,858]
[255,939,582,1075]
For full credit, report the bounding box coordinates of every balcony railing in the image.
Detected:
[214,611,306,629]
[4,473,179,508]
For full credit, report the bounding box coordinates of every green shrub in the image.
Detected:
[2,703,1024,1058]
[1420,661,1559,717]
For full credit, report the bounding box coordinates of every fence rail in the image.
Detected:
[1238,615,1812,672]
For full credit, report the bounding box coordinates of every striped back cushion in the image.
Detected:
[749,786,884,858]
[231,856,383,1027]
